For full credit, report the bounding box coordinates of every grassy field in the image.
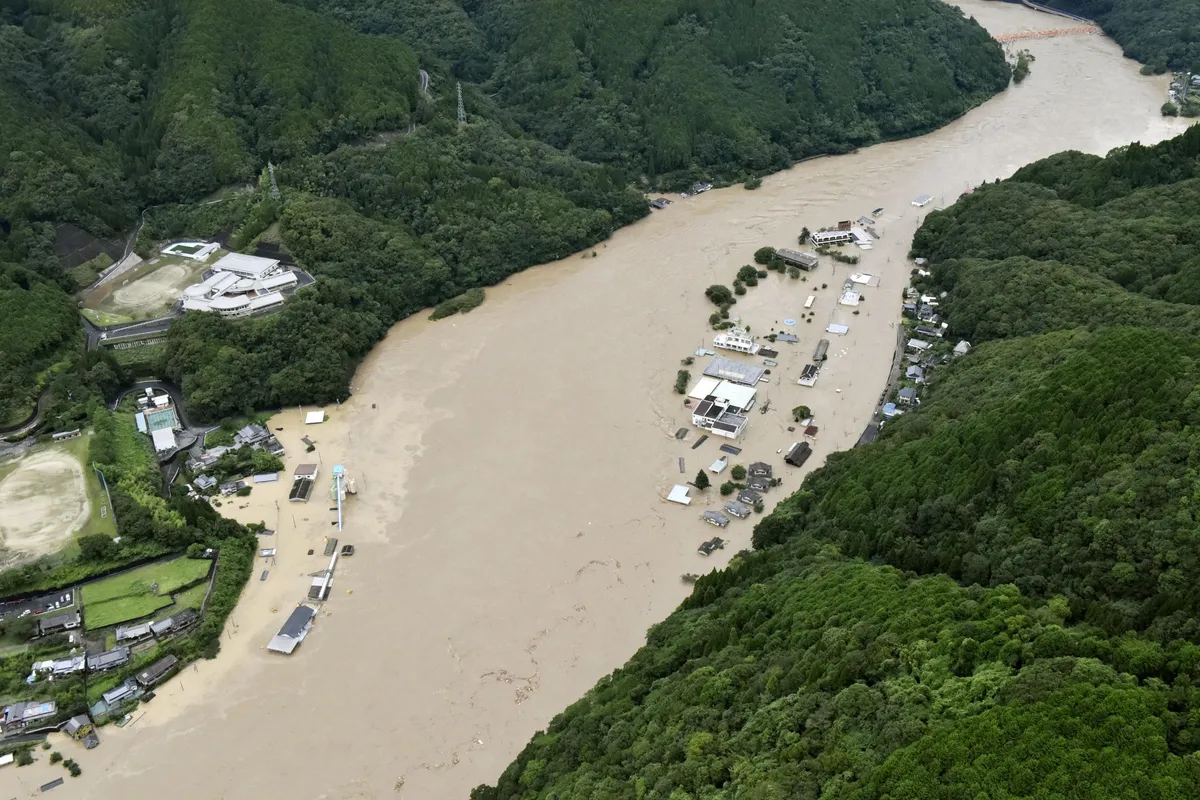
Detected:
[171,581,209,611]
[59,433,118,542]
[81,308,135,326]
[82,557,211,629]
[108,342,166,367]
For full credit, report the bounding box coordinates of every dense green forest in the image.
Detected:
[1020,0,1200,72]
[0,0,1011,422]
[472,127,1200,798]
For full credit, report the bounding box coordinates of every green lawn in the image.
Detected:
[81,308,135,326]
[85,595,174,628]
[82,557,211,628]
[172,581,209,611]
[59,433,118,542]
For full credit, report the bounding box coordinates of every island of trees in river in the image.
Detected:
[471,125,1200,800]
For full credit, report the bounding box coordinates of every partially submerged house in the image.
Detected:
[267,605,318,655]
[775,248,819,270]
[697,538,725,556]
[798,364,820,387]
[724,500,752,519]
[688,377,757,439]
[667,485,692,505]
[65,715,100,749]
[748,462,773,479]
[136,655,180,688]
[712,326,759,355]
[737,488,762,506]
[702,510,729,528]
[785,442,812,468]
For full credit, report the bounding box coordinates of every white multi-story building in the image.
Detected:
[181,253,297,317]
[713,325,759,355]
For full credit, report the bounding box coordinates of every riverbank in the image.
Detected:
[5,1,1188,796]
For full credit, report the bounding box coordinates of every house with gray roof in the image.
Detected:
[724,500,752,519]
[136,655,179,688]
[87,647,130,672]
[37,611,80,637]
[268,605,317,655]
[702,510,730,528]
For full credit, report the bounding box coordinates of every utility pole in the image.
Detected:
[457,83,467,126]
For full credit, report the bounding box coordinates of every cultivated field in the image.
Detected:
[80,251,224,323]
[82,556,212,628]
[0,449,91,565]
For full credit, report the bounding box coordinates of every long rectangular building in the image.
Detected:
[775,248,819,269]
[703,357,765,387]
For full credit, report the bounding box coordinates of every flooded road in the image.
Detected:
[6,2,1189,798]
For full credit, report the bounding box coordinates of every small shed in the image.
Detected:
[954,340,972,357]
[826,323,849,335]
[709,458,728,474]
[304,411,325,424]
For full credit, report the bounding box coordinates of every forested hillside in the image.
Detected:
[306,0,1011,183]
[473,127,1200,799]
[0,0,1012,423]
[1023,0,1200,71]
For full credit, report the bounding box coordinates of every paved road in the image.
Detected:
[419,68,430,96]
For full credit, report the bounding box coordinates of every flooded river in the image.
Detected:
[4,2,1189,797]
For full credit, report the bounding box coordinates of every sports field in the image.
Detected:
[82,556,212,629]
[80,250,224,322]
[0,435,114,566]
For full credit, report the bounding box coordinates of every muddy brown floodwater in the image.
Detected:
[5,2,1190,798]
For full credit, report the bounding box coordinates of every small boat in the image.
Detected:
[872,207,884,216]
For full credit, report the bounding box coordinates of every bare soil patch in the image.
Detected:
[0,450,89,563]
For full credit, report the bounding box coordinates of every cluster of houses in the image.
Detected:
[21,609,198,690]
[693,462,778,530]
[0,702,101,749]
[1168,73,1200,107]
[115,608,198,647]
[189,422,286,494]
[100,655,180,712]
[883,285,971,420]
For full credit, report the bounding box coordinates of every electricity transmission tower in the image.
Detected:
[457,83,467,126]
[267,162,281,201]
